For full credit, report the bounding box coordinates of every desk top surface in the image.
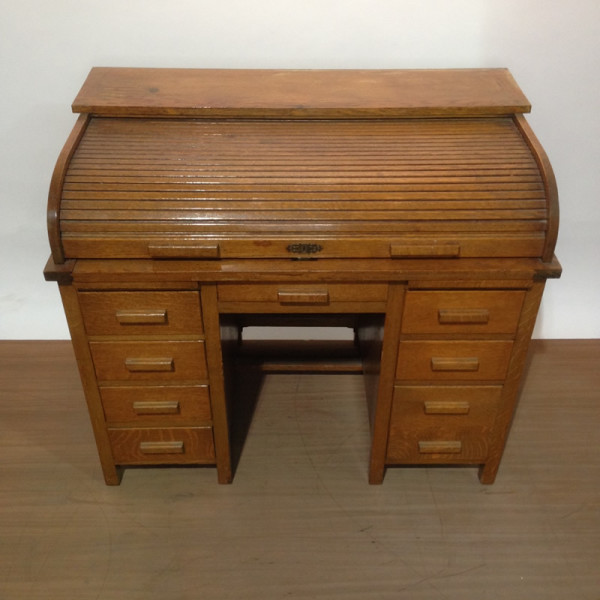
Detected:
[72,68,530,118]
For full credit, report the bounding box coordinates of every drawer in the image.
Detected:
[108,427,215,465]
[79,291,203,336]
[100,384,211,424]
[217,283,388,312]
[386,385,501,463]
[402,290,525,335]
[396,340,513,381]
[90,340,207,381]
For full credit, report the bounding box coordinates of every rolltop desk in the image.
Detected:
[44,68,561,485]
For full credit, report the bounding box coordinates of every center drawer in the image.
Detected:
[89,340,208,381]
[217,283,388,312]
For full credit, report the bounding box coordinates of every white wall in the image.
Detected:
[1,0,598,339]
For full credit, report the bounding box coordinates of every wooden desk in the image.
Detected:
[45,68,560,485]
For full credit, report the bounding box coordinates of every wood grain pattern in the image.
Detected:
[2,341,598,598]
[72,67,530,117]
[47,114,89,263]
[100,384,212,425]
[108,426,215,464]
[217,283,388,304]
[479,281,546,483]
[401,290,525,335]
[58,285,121,484]
[387,385,501,463]
[513,114,560,262]
[58,117,548,260]
[69,256,561,284]
[365,284,405,484]
[89,340,207,381]
[396,340,514,381]
[79,290,203,335]
[200,284,234,483]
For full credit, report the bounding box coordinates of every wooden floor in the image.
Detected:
[1,339,599,599]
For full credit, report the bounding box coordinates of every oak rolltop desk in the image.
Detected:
[44,68,561,485]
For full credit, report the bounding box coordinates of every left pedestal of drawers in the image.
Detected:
[53,281,222,485]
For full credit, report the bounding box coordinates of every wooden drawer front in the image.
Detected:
[387,385,501,462]
[217,283,388,309]
[402,290,525,335]
[396,341,513,381]
[90,341,207,381]
[100,385,211,424]
[108,427,215,465]
[79,291,203,336]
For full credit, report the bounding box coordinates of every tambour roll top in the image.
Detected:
[47,68,559,264]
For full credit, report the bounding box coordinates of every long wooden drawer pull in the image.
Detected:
[277,290,330,305]
[125,357,175,372]
[431,357,480,372]
[139,441,184,454]
[418,441,462,454]
[116,309,167,325]
[133,401,180,415]
[438,309,490,325]
[390,243,460,258]
[424,401,470,415]
[148,243,220,259]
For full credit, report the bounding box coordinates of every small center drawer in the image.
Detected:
[79,291,203,336]
[217,283,388,312]
[218,283,388,303]
[396,340,513,381]
[89,340,208,381]
[401,290,525,335]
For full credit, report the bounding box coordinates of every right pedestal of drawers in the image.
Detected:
[371,281,547,484]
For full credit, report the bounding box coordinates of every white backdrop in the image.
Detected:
[1,0,598,339]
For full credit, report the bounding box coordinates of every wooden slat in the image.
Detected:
[60,221,548,234]
[61,199,547,212]
[236,340,363,373]
[59,117,549,258]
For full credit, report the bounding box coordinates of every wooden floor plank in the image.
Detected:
[0,339,598,599]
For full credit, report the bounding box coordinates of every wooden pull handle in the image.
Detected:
[424,401,470,415]
[431,357,479,372]
[277,290,330,305]
[116,309,167,325]
[133,401,180,415]
[148,243,220,259]
[390,243,460,258]
[418,441,462,454]
[438,309,490,325]
[125,357,174,372]
[139,441,184,454]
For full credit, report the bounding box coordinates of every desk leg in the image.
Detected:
[363,284,405,484]
[59,284,121,485]
[200,284,233,484]
[479,281,546,484]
